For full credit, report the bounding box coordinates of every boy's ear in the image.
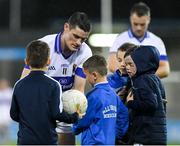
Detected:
[92,71,98,79]
[47,58,51,66]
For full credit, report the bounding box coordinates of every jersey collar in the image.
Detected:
[54,31,63,54]
[128,28,150,43]
[54,31,73,59]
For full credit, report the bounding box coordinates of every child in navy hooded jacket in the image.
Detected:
[124,46,167,145]
[72,55,129,145]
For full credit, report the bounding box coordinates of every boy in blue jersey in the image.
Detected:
[124,46,167,144]
[10,40,78,145]
[72,55,129,145]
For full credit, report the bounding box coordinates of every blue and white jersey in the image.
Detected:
[110,29,168,61]
[40,33,92,91]
[25,32,92,91]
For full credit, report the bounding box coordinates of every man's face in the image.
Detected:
[116,50,127,74]
[124,55,137,77]
[130,13,150,38]
[63,23,90,52]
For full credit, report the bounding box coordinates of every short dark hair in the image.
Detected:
[130,2,150,17]
[26,40,50,68]
[124,46,138,58]
[83,55,107,76]
[68,12,91,32]
[117,43,137,52]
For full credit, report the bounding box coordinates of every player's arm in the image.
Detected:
[156,39,170,78]
[107,52,119,73]
[73,65,87,93]
[73,45,92,92]
[156,60,170,78]
[73,75,86,93]
[21,67,31,78]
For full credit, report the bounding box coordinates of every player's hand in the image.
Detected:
[76,104,85,119]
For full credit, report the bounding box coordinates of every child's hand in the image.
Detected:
[118,86,128,96]
[76,104,85,119]
[126,90,134,102]
[119,68,127,75]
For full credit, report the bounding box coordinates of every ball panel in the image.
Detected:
[62,89,87,114]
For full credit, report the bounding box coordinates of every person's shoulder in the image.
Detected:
[148,31,164,42]
[111,30,130,46]
[13,76,28,90]
[80,42,91,51]
[116,30,129,39]
[86,87,99,98]
[38,34,57,43]
[40,34,57,39]
[43,74,60,86]
[78,42,92,56]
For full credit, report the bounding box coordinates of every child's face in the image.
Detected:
[116,50,127,74]
[83,69,96,86]
[124,55,137,77]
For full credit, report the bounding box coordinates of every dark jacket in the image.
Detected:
[127,46,167,145]
[10,71,77,145]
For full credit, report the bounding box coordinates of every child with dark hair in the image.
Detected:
[107,43,137,101]
[10,40,78,145]
[124,46,167,145]
[72,55,129,145]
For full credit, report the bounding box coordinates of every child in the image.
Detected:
[10,40,78,145]
[124,46,167,145]
[72,55,129,145]
[107,43,137,144]
[107,43,137,101]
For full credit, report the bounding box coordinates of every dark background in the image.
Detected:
[1,0,180,28]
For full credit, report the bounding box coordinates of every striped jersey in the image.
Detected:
[25,32,92,91]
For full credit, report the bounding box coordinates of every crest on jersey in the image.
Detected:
[61,64,69,75]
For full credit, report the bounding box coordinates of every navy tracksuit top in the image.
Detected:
[10,71,67,144]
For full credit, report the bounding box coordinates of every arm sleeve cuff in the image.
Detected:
[75,67,86,78]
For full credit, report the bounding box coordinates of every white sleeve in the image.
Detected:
[75,43,92,78]
[156,38,167,56]
[78,43,92,67]
[109,34,126,53]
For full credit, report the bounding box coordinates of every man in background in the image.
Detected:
[108,2,170,78]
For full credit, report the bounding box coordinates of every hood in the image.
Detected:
[131,45,160,76]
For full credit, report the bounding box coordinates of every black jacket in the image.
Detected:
[10,71,77,145]
[127,46,167,145]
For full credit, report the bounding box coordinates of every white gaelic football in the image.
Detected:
[62,89,88,114]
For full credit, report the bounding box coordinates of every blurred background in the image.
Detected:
[0,0,180,144]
